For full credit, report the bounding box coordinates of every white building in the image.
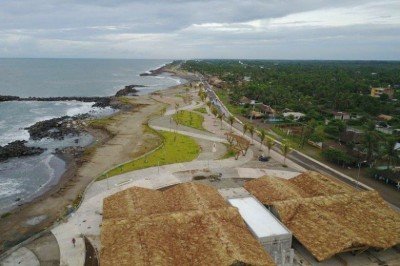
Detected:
[228,196,294,266]
[283,111,305,121]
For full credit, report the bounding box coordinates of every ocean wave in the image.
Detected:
[0,179,22,198]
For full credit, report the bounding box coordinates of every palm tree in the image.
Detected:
[362,130,379,163]
[217,113,224,129]
[206,101,212,110]
[281,140,291,166]
[211,106,218,118]
[228,115,235,132]
[248,124,255,143]
[258,129,266,150]
[243,123,249,136]
[382,138,399,168]
[266,137,275,157]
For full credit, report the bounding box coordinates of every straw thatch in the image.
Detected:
[103,182,228,220]
[273,191,400,261]
[101,183,275,266]
[244,171,354,205]
[245,171,400,261]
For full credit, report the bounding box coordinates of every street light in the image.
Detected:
[356,160,367,190]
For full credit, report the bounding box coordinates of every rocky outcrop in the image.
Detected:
[25,116,88,140]
[0,95,113,108]
[114,85,141,97]
[140,66,166,76]
[0,95,20,102]
[0,140,45,161]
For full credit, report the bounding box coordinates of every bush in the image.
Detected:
[321,148,356,166]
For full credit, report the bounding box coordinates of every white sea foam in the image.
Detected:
[0,179,22,198]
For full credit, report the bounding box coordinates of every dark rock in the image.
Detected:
[140,66,165,76]
[0,95,20,102]
[114,85,141,97]
[25,116,85,140]
[0,140,45,161]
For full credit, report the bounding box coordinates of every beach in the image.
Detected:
[0,62,193,253]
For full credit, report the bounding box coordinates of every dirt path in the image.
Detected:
[0,95,163,254]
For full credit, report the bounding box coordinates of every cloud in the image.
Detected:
[0,0,399,59]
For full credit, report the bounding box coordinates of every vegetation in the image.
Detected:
[194,107,207,114]
[266,137,275,156]
[173,110,206,131]
[101,131,200,178]
[182,59,400,172]
[322,148,357,166]
[280,140,291,166]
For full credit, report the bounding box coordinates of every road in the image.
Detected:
[196,74,400,208]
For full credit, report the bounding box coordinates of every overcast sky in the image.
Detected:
[1,0,399,60]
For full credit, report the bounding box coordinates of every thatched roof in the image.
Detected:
[103,182,228,220]
[245,172,400,261]
[101,183,275,266]
[273,191,400,261]
[244,171,354,205]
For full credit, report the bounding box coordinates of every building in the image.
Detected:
[244,172,400,262]
[228,196,293,265]
[371,86,394,99]
[259,104,276,116]
[239,96,251,105]
[282,112,305,121]
[377,114,393,121]
[332,111,350,121]
[339,127,364,144]
[101,183,275,266]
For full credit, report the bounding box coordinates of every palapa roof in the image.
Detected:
[103,182,228,220]
[273,191,400,261]
[101,182,275,266]
[245,171,400,261]
[244,171,354,205]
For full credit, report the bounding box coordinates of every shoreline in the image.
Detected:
[0,64,191,254]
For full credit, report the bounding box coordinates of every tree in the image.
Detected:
[258,129,266,150]
[248,124,255,143]
[266,137,275,156]
[382,138,399,168]
[281,140,291,166]
[228,115,235,131]
[206,101,212,110]
[211,106,218,125]
[175,103,180,114]
[217,113,224,129]
[362,130,379,163]
[243,123,249,136]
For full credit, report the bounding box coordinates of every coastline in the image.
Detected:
[0,63,191,254]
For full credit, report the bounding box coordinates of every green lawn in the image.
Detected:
[99,131,200,179]
[194,107,208,114]
[173,110,206,131]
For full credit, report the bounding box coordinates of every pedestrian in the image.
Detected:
[72,238,76,247]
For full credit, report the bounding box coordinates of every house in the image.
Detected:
[259,104,276,116]
[377,114,393,121]
[371,86,394,99]
[239,96,251,105]
[249,110,264,119]
[332,111,350,121]
[340,128,364,144]
[283,112,305,121]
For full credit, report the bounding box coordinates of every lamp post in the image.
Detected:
[356,160,367,190]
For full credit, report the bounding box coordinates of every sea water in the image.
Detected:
[0,59,184,214]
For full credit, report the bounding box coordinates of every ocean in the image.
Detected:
[0,58,184,214]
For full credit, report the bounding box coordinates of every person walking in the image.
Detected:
[72,238,76,247]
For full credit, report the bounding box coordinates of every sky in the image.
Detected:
[1,0,399,60]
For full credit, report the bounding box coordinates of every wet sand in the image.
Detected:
[0,82,191,254]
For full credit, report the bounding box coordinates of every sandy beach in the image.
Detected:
[0,68,194,253]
